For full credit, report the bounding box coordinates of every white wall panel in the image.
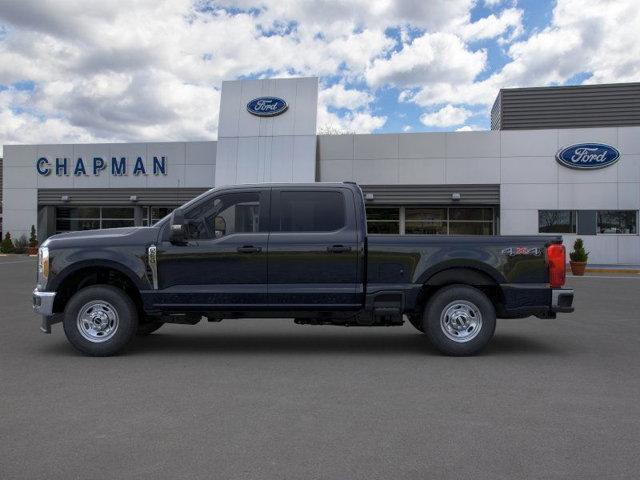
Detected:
[317,135,354,160]
[398,133,446,159]
[500,129,558,157]
[446,157,500,184]
[502,184,558,209]
[318,160,354,182]
[558,183,618,209]
[499,209,539,235]
[558,128,618,149]
[354,134,398,160]
[446,131,500,158]
[501,156,558,184]
[398,158,446,184]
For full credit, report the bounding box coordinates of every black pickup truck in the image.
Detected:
[33,182,574,356]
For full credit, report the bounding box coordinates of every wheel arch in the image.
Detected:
[414,265,504,316]
[51,260,144,315]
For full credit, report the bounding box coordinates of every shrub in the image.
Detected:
[29,225,38,248]
[14,234,29,254]
[1,232,15,253]
[569,238,589,262]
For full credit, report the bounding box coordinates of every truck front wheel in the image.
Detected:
[62,285,138,356]
[423,285,496,356]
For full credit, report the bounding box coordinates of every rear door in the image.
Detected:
[267,187,361,308]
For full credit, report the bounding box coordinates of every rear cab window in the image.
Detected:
[277,191,346,232]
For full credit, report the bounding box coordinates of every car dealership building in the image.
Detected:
[2,78,639,264]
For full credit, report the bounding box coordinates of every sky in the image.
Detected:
[0,0,638,154]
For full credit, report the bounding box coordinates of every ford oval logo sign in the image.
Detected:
[556,143,620,170]
[247,97,288,117]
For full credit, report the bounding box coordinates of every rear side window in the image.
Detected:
[278,191,345,232]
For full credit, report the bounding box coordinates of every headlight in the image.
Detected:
[38,247,50,280]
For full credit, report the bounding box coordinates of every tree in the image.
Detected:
[1,232,15,253]
[29,225,38,248]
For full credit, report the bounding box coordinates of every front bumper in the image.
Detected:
[33,289,59,333]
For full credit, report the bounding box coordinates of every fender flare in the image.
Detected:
[417,260,505,286]
[49,259,147,292]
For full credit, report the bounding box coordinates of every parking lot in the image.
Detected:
[1,255,639,479]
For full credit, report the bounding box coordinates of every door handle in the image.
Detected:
[327,245,352,253]
[237,245,262,254]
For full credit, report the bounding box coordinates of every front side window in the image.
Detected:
[597,210,638,234]
[539,210,577,234]
[279,191,345,232]
[186,192,261,239]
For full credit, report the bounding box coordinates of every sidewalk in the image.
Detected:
[570,264,640,276]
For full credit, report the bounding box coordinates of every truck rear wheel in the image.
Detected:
[423,285,496,356]
[62,285,138,356]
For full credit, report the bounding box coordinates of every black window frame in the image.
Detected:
[182,189,269,240]
[272,189,347,233]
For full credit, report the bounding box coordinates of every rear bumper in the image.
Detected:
[551,288,574,313]
[499,284,574,318]
[33,289,60,333]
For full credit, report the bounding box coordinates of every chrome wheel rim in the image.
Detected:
[76,301,119,343]
[440,300,482,343]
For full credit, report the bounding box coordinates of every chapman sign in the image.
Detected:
[246,97,288,117]
[556,143,620,170]
[36,156,168,177]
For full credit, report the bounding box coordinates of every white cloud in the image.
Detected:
[420,105,472,127]
[458,7,523,42]
[404,0,640,110]
[319,84,373,110]
[456,125,484,132]
[366,32,486,88]
[0,0,638,147]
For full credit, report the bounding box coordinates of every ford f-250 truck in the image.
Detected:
[33,182,574,356]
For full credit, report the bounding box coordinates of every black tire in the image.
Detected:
[423,284,496,356]
[63,285,138,356]
[137,319,164,336]
[407,314,425,333]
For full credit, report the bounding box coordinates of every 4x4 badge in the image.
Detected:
[502,247,542,256]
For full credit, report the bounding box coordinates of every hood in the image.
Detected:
[43,226,160,249]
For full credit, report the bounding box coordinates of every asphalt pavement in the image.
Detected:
[1,255,639,479]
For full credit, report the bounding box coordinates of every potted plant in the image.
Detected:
[27,225,38,255]
[1,232,15,254]
[569,238,589,276]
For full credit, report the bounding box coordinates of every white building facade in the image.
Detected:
[2,77,639,264]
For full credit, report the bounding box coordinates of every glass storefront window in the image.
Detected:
[597,210,638,234]
[56,206,134,233]
[366,207,400,234]
[405,221,447,235]
[143,206,176,226]
[538,210,577,233]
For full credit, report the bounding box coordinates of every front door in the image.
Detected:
[154,188,270,309]
[267,187,361,308]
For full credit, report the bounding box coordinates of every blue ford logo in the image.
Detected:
[556,143,620,170]
[247,97,288,117]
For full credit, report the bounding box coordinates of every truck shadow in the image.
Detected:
[116,330,561,357]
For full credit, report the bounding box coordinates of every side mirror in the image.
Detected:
[170,208,186,244]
